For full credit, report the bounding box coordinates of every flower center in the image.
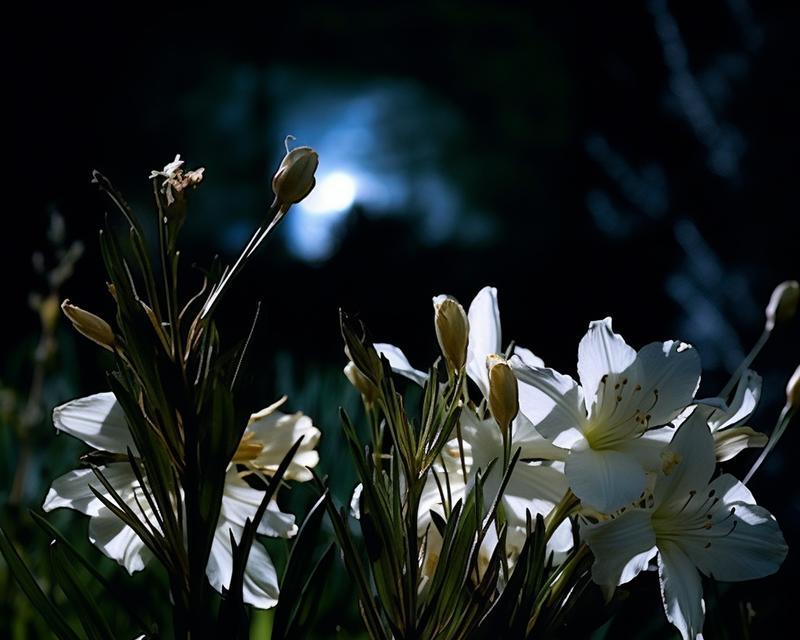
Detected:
[652,488,738,550]
[232,432,264,463]
[584,374,660,449]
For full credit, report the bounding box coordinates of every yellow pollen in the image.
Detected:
[660,449,682,475]
[232,432,264,462]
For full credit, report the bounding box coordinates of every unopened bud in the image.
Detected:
[787,365,800,410]
[433,295,469,371]
[344,361,379,404]
[272,137,318,208]
[487,354,518,434]
[61,299,115,351]
[765,280,799,331]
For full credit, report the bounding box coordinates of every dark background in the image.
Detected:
[3,1,798,637]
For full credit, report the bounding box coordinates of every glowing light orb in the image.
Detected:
[299,171,357,215]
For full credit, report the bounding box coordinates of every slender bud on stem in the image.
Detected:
[344,361,379,405]
[61,299,115,351]
[487,354,518,434]
[433,295,469,371]
[765,280,799,331]
[272,137,319,210]
[787,365,800,411]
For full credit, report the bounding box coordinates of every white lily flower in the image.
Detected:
[376,286,555,465]
[511,318,700,513]
[43,391,317,609]
[375,287,569,559]
[370,287,572,574]
[236,395,321,482]
[582,409,787,640]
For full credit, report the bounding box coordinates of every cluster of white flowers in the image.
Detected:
[377,286,788,640]
[43,392,319,609]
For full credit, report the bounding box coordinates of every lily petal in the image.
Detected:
[511,357,587,448]
[513,345,544,369]
[658,540,705,640]
[206,524,280,609]
[466,286,501,398]
[712,426,767,462]
[53,392,137,455]
[577,318,636,405]
[512,413,568,461]
[616,426,676,472]
[221,470,298,538]
[680,475,787,582]
[709,369,761,432]
[583,509,657,586]
[565,447,647,513]
[654,410,716,512]
[374,343,428,386]
[89,506,151,574]
[43,463,137,517]
[503,462,569,520]
[548,518,575,556]
[246,408,320,482]
[627,340,702,427]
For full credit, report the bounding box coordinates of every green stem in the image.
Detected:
[545,544,589,607]
[543,490,579,543]
[720,328,771,399]
[155,184,178,359]
[744,404,795,485]
[199,199,284,322]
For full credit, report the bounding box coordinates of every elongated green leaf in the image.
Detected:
[311,471,389,640]
[0,526,81,640]
[273,543,336,639]
[31,511,153,634]
[88,466,170,570]
[50,541,116,640]
[272,494,327,638]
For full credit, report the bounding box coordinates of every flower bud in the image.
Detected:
[61,299,115,351]
[787,365,800,411]
[344,361,379,405]
[765,280,799,331]
[487,354,518,434]
[272,139,319,208]
[433,295,469,371]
